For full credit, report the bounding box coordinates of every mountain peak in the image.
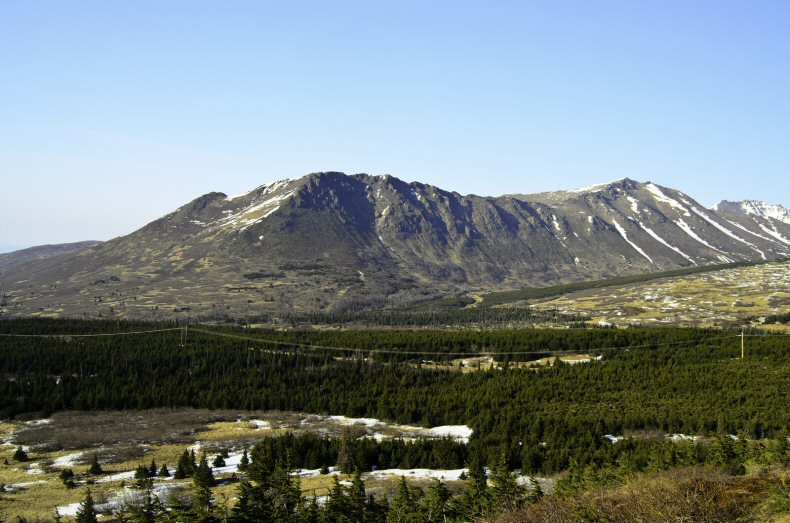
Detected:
[714,200,790,225]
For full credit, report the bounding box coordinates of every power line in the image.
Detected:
[0,328,183,338]
[190,328,741,357]
[0,325,780,358]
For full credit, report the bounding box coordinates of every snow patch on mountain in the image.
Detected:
[568,178,626,193]
[638,222,696,264]
[612,220,653,263]
[645,184,690,216]
[686,204,766,260]
[758,223,790,246]
[715,200,790,225]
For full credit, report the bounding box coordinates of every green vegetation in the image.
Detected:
[4,318,790,520]
[1,319,789,477]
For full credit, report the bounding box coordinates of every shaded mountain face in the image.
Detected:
[1,173,788,320]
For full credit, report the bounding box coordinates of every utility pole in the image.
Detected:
[741,327,745,360]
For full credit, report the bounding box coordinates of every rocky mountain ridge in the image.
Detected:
[1,173,788,320]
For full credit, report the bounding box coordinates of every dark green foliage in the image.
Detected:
[174,449,196,479]
[194,456,215,488]
[126,484,165,523]
[249,431,467,473]
[158,463,170,478]
[135,465,151,480]
[764,312,790,324]
[387,477,421,523]
[12,447,27,462]
[421,479,454,522]
[75,488,98,523]
[59,468,75,488]
[87,453,102,475]
[2,319,790,479]
[212,454,225,468]
[454,453,491,518]
[238,449,250,471]
[489,448,527,512]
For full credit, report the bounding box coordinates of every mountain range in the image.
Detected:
[1,172,789,320]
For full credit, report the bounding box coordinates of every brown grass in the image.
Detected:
[492,467,774,523]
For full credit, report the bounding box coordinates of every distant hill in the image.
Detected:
[1,173,788,320]
[0,241,102,273]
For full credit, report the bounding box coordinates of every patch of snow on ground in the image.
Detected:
[7,480,48,491]
[329,416,382,427]
[212,452,244,475]
[250,419,271,429]
[28,418,53,425]
[612,219,653,263]
[638,222,696,264]
[97,471,136,483]
[91,482,188,515]
[52,452,84,468]
[26,463,44,475]
[368,468,468,481]
[57,502,82,517]
[604,435,624,444]
[668,433,700,443]
[295,466,339,478]
[427,426,473,443]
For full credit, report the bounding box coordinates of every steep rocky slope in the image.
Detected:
[1,173,788,319]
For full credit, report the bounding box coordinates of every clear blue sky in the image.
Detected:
[2,1,789,250]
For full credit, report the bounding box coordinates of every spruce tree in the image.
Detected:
[127,484,164,523]
[212,454,226,468]
[194,455,215,488]
[336,429,354,474]
[269,458,301,521]
[387,477,420,523]
[158,463,170,478]
[455,454,490,519]
[59,468,75,489]
[421,479,453,523]
[12,447,28,462]
[238,449,250,471]
[347,469,366,522]
[324,476,349,522]
[489,448,526,512]
[88,453,102,475]
[75,488,98,523]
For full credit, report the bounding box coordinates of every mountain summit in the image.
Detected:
[2,173,788,319]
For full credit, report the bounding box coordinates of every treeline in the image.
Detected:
[764,312,790,324]
[242,306,587,329]
[193,323,727,364]
[2,320,790,475]
[250,432,469,472]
